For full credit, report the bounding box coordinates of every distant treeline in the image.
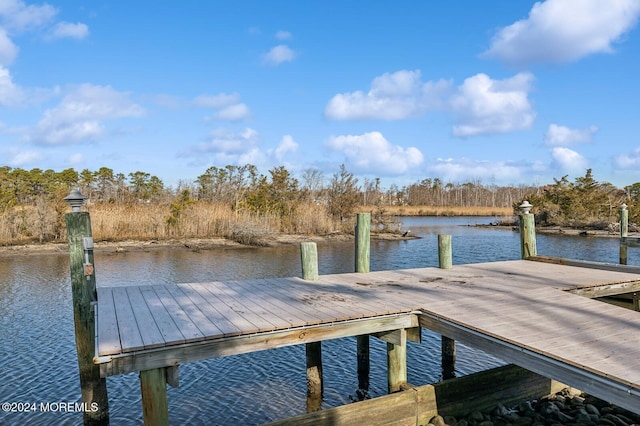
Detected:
[0,165,637,245]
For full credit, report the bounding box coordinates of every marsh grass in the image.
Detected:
[379,205,513,217]
[0,202,514,247]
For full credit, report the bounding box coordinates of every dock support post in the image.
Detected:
[300,242,319,280]
[438,234,456,379]
[355,213,371,397]
[438,234,452,269]
[518,201,537,259]
[387,328,407,393]
[64,189,109,425]
[355,212,371,273]
[140,368,169,426]
[306,342,323,412]
[300,242,323,412]
[620,204,628,265]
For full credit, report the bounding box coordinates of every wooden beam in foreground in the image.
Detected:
[101,313,418,377]
[265,365,565,426]
[417,312,640,415]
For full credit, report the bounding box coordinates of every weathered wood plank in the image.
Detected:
[180,283,241,337]
[265,365,564,425]
[230,281,316,328]
[125,286,165,350]
[101,313,419,377]
[152,285,205,343]
[111,286,145,352]
[192,282,262,334]
[139,285,185,345]
[166,284,224,338]
[96,287,122,356]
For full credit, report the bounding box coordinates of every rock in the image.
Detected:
[554,410,574,423]
[491,403,510,417]
[584,403,600,416]
[444,415,458,426]
[514,416,533,426]
[429,415,447,426]
[538,400,559,415]
[517,400,535,415]
[602,413,629,426]
[469,411,484,422]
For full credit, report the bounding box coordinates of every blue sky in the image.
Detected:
[2,0,640,190]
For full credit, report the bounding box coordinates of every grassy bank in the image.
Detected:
[0,202,514,248]
[380,205,514,217]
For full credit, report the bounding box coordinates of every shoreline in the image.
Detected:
[0,231,415,258]
[1,224,634,258]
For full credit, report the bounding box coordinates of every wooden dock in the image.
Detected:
[94,258,640,417]
[61,199,640,424]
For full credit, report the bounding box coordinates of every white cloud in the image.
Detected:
[551,147,589,171]
[49,22,89,40]
[0,65,24,105]
[7,148,45,166]
[271,134,298,162]
[193,93,239,108]
[31,84,145,145]
[194,92,251,121]
[324,70,452,120]
[66,153,84,165]
[262,44,296,66]
[614,147,640,169]
[275,30,292,40]
[449,73,536,136]
[544,123,598,146]
[213,103,251,121]
[429,157,536,183]
[196,127,259,155]
[482,0,640,67]
[0,0,57,33]
[183,127,266,167]
[325,131,423,174]
[0,29,18,65]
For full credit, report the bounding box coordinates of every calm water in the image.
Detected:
[1,217,637,425]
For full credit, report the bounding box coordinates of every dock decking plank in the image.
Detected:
[152,285,205,343]
[165,284,224,338]
[139,285,186,346]
[123,286,165,350]
[96,287,121,355]
[111,287,145,352]
[192,282,263,334]
[180,283,241,337]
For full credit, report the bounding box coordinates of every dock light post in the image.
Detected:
[65,189,109,425]
[519,201,537,260]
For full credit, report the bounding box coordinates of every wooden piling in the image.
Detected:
[65,191,109,426]
[387,328,407,393]
[355,213,371,395]
[438,234,452,269]
[518,201,537,259]
[300,242,319,280]
[442,337,456,380]
[438,234,455,379]
[306,342,323,412]
[140,368,169,426]
[355,212,371,273]
[300,241,323,411]
[620,204,628,265]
